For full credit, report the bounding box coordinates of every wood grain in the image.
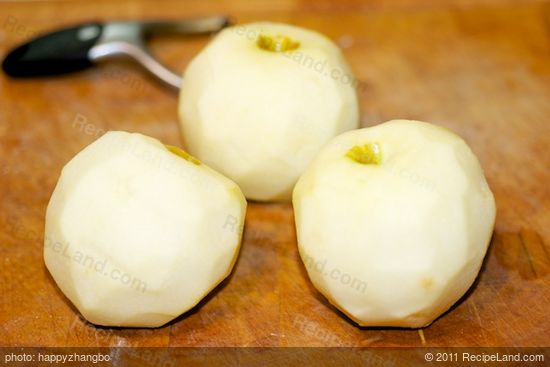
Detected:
[0,0,549,348]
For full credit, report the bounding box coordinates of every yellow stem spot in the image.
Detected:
[257,34,300,52]
[165,145,201,165]
[346,143,382,165]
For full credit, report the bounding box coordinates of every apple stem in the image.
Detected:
[346,143,382,165]
[257,34,300,52]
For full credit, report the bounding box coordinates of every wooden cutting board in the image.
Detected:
[1,0,549,350]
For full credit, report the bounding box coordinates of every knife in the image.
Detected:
[1,16,230,90]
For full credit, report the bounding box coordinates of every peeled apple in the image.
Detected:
[293,120,496,327]
[178,21,359,202]
[44,131,246,327]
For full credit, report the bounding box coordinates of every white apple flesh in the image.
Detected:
[44,131,246,327]
[293,120,496,327]
[179,21,359,202]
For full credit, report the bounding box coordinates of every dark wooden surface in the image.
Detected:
[0,0,549,348]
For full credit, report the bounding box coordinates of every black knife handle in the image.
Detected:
[2,22,103,77]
